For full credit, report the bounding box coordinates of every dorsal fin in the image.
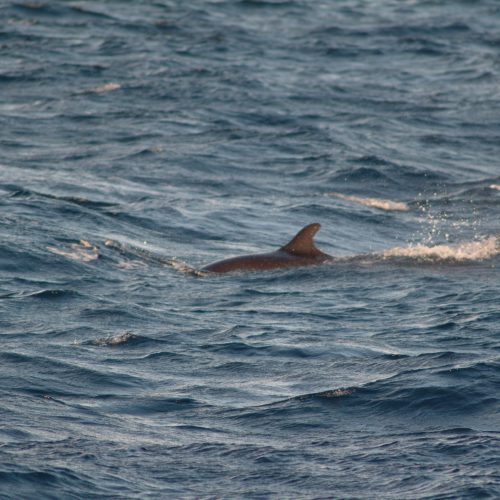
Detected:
[280,223,326,257]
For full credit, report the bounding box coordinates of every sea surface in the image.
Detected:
[1,0,500,498]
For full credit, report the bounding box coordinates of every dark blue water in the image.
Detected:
[1,0,500,498]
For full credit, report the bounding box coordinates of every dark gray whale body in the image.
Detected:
[202,223,333,273]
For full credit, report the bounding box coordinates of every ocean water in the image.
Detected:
[1,0,499,498]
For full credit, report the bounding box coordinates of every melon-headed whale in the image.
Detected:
[202,223,333,273]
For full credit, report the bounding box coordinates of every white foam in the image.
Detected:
[47,240,99,262]
[170,259,207,277]
[92,332,136,346]
[90,82,121,94]
[115,260,148,270]
[329,192,409,212]
[490,184,500,191]
[104,239,203,274]
[382,236,499,262]
[321,388,353,398]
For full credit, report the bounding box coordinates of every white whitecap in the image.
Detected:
[92,332,136,346]
[90,82,121,94]
[382,236,499,262]
[47,240,99,262]
[329,192,409,212]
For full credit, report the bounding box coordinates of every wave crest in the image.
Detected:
[89,82,121,94]
[328,192,409,212]
[382,236,499,262]
[91,332,136,346]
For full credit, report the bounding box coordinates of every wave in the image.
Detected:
[381,236,499,263]
[89,332,136,347]
[230,355,499,422]
[2,184,119,210]
[330,157,447,189]
[77,333,168,350]
[352,358,500,416]
[26,289,82,300]
[105,395,205,416]
[306,388,354,398]
[1,351,143,394]
[328,192,409,212]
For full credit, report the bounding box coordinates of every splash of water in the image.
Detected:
[382,236,499,262]
[411,193,484,247]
